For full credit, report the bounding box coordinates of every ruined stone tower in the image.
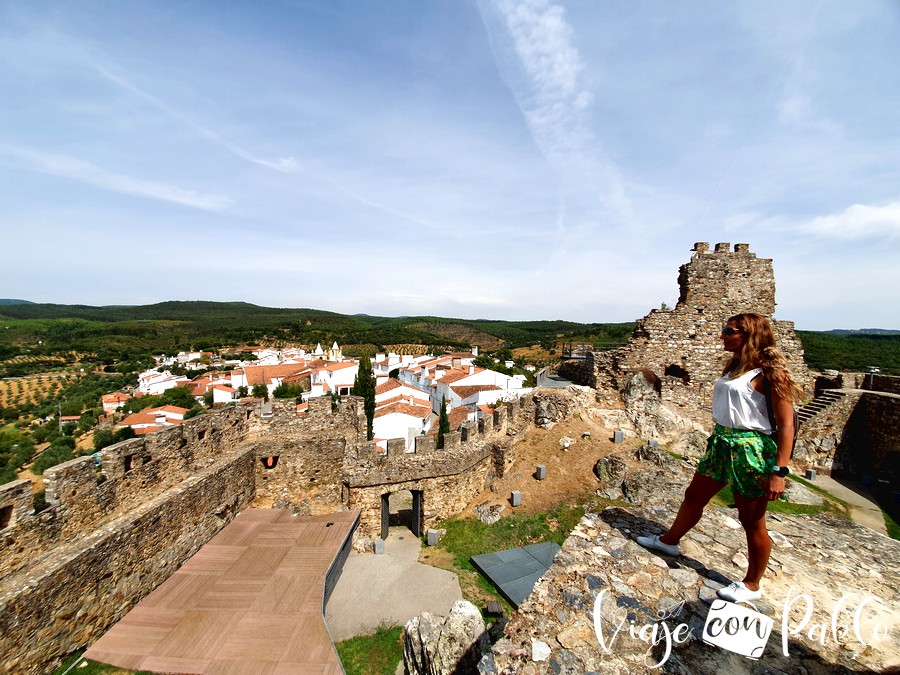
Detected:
[579,242,809,424]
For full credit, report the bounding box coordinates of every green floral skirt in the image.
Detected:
[697,424,777,498]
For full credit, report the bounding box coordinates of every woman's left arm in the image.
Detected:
[767,380,795,500]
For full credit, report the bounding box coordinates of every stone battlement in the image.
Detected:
[561,243,809,426]
[0,387,545,672]
[0,405,253,582]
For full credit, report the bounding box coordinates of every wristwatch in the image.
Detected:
[772,466,790,477]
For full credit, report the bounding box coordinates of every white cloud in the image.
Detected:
[478,0,638,241]
[484,0,593,164]
[800,202,900,240]
[5,147,232,211]
[92,65,300,174]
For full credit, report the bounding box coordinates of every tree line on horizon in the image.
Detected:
[0,301,896,378]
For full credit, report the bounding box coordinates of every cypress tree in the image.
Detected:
[351,356,375,440]
[437,397,450,449]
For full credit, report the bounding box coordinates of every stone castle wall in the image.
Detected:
[249,396,367,512]
[0,405,253,581]
[0,406,257,674]
[0,387,545,675]
[797,375,900,489]
[344,399,530,540]
[571,242,810,426]
[794,392,864,471]
[247,395,532,542]
[837,392,900,487]
[863,394,900,488]
[868,374,900,396]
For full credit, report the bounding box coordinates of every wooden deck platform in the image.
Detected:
[85,508,360,674]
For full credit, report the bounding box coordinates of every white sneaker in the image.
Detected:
[636,534,681,556]
[717,581,762,603]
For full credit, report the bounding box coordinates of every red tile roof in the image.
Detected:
[118,411,185,428]
[450,384,501,399]
[153,405,189,415]
[437,370,473,384]
[374,402,432,419]
[375,379,402,395]
[375,394,428,410]
[325,361,356,371]
[243,364,311,385]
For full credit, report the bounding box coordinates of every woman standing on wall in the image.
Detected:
[637,312,800,603]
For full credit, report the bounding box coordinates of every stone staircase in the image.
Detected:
[797,389,847,425]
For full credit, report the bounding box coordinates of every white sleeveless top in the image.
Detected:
[711,368,772,433]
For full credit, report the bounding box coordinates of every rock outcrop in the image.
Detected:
[407,449,899,674]
[622,372,706,444]
[481,468,900,674]
[404,600,490,675]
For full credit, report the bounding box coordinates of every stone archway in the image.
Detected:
[380,489,424,539]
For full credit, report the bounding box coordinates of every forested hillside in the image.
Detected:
[1,302,897,378]
[797,331,900,375]
[0,301,633,377]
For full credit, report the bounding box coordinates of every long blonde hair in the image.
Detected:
[722,312,801,402]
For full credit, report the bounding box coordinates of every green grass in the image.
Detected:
[437,500,587,573]
[335,624,404,675]
[884,510,900,541]
[428,498,591,607]
[52,651,152,675]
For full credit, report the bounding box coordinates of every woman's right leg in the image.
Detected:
[659,472,727,545]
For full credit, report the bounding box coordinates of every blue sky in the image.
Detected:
[1,1,898,330]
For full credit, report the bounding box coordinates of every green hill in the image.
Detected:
[0,301,633,376]
[1,301,897,377]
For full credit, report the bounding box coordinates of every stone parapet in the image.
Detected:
[868,374,900,396]
[0,405,253,581]
[344,439,494,487]
[488,501,900,673]
[0,447,255,675]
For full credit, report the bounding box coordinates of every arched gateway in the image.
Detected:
[380,489,424,539]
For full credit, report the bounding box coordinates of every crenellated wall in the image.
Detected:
[246,394,533,542]
[0,405,253,581]
[0,389,541,675]
[0,406,256,674]
[249,396,366,512]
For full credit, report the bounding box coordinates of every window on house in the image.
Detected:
[261,456,279,469]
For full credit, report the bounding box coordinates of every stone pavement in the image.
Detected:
[325,527,462,642]
[484,450,900,674]
[811,473,888,535]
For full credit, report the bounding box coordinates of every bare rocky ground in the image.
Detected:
[460,414,624,518]
[408,392,900,674]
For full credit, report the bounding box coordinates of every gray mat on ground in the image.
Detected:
[471,542,561,608]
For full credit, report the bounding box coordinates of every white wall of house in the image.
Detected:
[313,363,358,396]
[212,387,238,404]
[373,411,433,452]
[137,371,188,396]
